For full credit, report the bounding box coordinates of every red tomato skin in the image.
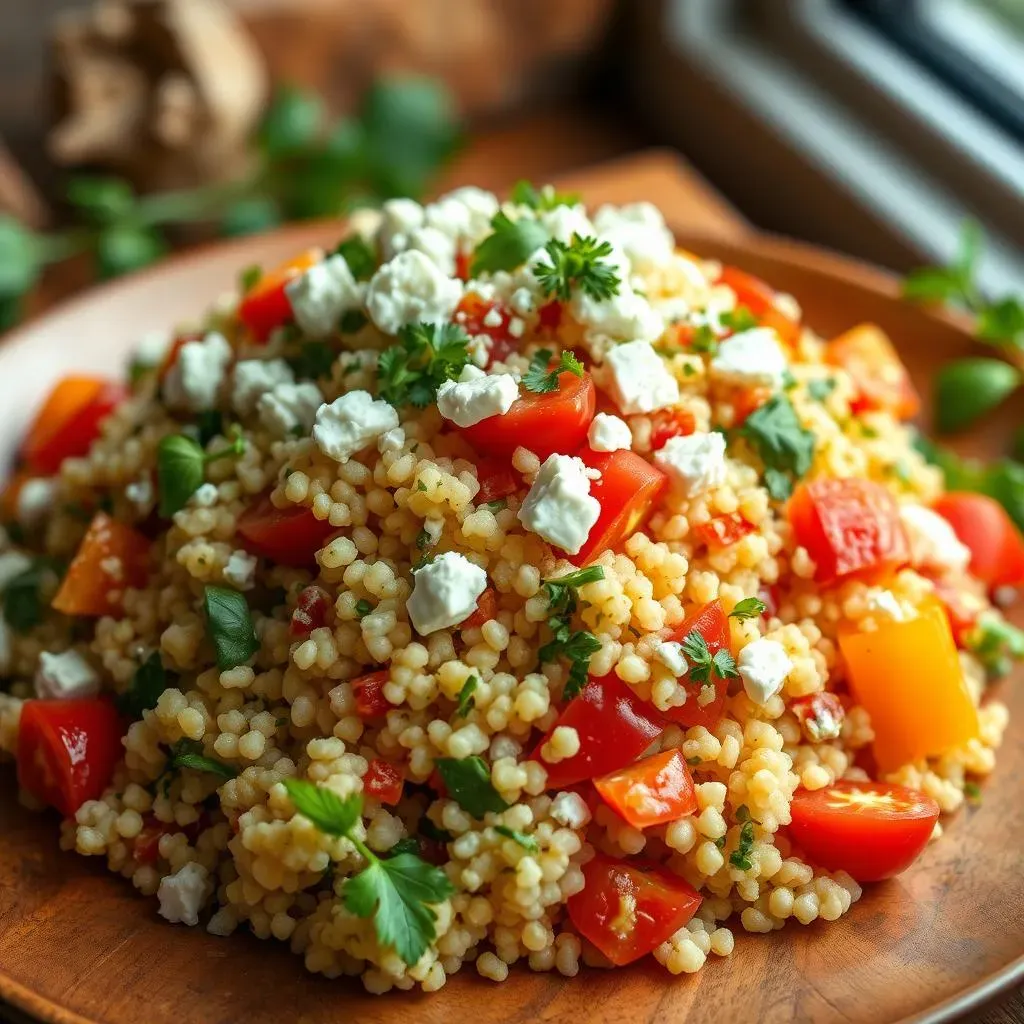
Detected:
[932,492,1024,588]
[458,371,596,462]
[290,585,331,637]
[364,759,404,805]
[532,674,665,790]
[26,382,127,475]
[661,600,732,730]
[132,814,205,865]
[463,587,498,630]
[454,292,519,366]
[649,409,696,451]
[718,266,801,348]
[825,325,920,421]
[567,853,702,965]
[790,692,845,743]
[594,749,698,829]
[789,780,939,882]
[929,577,984,647]
[693,513,755,550]
[788,478,910,584]
[572,449,668,564]
[238,250,321,343]
[237,493,337,568]
[353,671,391,718]
[475,458,519,505]
[17,699,123,817]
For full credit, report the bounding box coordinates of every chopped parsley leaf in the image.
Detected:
[533,235,621,302]
[739,394,815,501]
[470,211,548,276]
[377,321,471,408]
[521,349,584,394]
[456,675,478,718]
[729,597,767,621]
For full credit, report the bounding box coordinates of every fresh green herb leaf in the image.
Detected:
[735,804,751,822]
[434,756,510,818]
[2,558,62,633]
[355,599,373,618]
[239,264,263,293]
[334,236,377,280]
[157,432,245,517]
[389,837,421,857]
[739,394,815,501]
[533,235,621,302]
[964,781,982,805]
[808,378,836,402]
[542,566,606,614]
[976,296,1024,351]
[66,176,136,224]
[782,370,798,391]
[934,357,1020,434]
[903,222,982,310]
[548,631,602,700]
[283,777,361,836]
[456,675,478,718]
[340,309,369,334]
[494,824,539,852]
[729,819,756,870]
[720,305,759,333]
[470,211,548,276]
[730,597,767,621]
[714,835,727,849]
[203,585,259,670]
[689,323,719,354]
[257,85,323,156]
[966,614,1024,680]
[419,818,453,844]
[483,499,507,513]
[679,629,739,686]
[167,739,238,780]
[117,651,175,719]
[510,180,580,212]
[521,349,584,394]
[194,410,225,448]
[415,528,431,550]
[377,321,471,408]
[538,566,606,699]
[289,340,335,380]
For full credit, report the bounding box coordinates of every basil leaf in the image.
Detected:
[157,434,206,516]
[434,756,509,818]
[470,212,548,276]
[203,585,259,670]
[117,651,174,719]
[2,557,62,633]
[935,358,1020,434]
[334,236,377,280]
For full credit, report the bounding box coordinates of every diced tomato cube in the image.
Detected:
[660,599,733,730]
[364,759,404,805]
[237,493,337,568]
[290,585,331,637]
[463,587,498,630]
[693,513,756,549]
[790,692,845,743]
[594,749,698,829]
[649,409,696,451]
[353,671,391,718]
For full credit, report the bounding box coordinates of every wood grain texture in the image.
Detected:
[0,153,1021,1024]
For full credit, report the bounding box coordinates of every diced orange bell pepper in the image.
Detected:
[52,513,150,617]
[825,323,920,420]
[594,749,698,829]
[838,600,979,772]
[238,248,322,343]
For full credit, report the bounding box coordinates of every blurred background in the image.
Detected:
[1,0,1023,312]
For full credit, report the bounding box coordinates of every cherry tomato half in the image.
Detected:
[462,587,498,630]
[717,266,801,348]
[932,492,1024,589]
[475,458,519,505]
[238,249,322,342]
[661,599,732,730]
[788,780,939,882]
[594,749,697,829]
[567,853,702,965]
[237,493,337,568]
[825,323,920,421]
[17,698,123,816]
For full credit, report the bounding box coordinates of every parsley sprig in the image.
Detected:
[377,321,471,408]
[729,597,767,621]
[521,349,584,394]
[434,756,510,818]
[537,566,605,699]
[470,211,548,276]
[157,430,245,517]
[679,629,738,687]
[729,819,756,871]
[739,394,815,500]
[494,824,539,852]
[283,778,454,965]
[510,180,580,212]
[455,675,478,718]
[533,235,621,302]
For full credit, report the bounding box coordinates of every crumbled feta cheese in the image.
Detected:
[483,307,503,329]
[593,202,675,274]
[653,640,689,677]
[365,250,463,335]
[710,328,789,390]
[654,432,728,497]
[133,328,173,367]
[224,549,258,591]
[163,331,232,412]
[425,186,499,247]
[540,204,596,243]
[899,503,970,573]
[864,588,909,621]
[35,649,100,700]
[510,287,536,316]
[377,198,425,259]
[407,551,487,635]
[518,454,601,555]
[284,254,365,338]
[459,364,487,382]
[0,551,31,590]
[312,390,399,463]
[406,226,457,276]
[158,862,210,927]
[738,638,792,705]
[602,339,679,414]
[347,206,384,240]
[257,382,323,439]
[436,371,519,428]
[572,287,665,352]
[125,476,154,512]
[231,358,294,416]
[191,483,219,508]
[550,790,592,829]
[587,412,632,453]
[378,426,406,453]
[467,334,492,368]
[17,478,56,528]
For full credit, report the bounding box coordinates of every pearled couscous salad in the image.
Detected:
[1,183,1021,993]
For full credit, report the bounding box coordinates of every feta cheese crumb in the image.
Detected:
[163,331,232,412]
[231,358,294,416]
[378,426,406,453]
[17,477,57,528]
[550,790,592,829]
[0,551,32,590]
[864,588,910,622]
[405,226,457,276]
[710,328,789,390]
[158,862,210,927]
[285,254,365,338]
[191,483,219,508]
[436,371,519,428]
[407,551,487,635]
[313,390,399,463]
[587,412,632,453]
[377,198,426,259]
[35,649,100,700]
[653,640,689,676]
[425,186,499,248]
[899,503,971,573]
[518,454,601,556]
[224,549,258,591]
[737,638,792,705]
[365,250,463,336]
[540,204,596,243]
[572,288,665,354]
[654,431,728,497]
[125,476,154,513]
[593,202,675,273]
[257,382,323,439]
[602,339,679,414]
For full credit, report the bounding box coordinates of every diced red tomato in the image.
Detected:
[238,249,321,342]
[930,577,985,647]
[52,513,150,617]
[825,324,919,421]
[353,671,391,718]
[458,370,596,462]
[594,749,697,829]
[661,599,732,730]
[22,377,127,475]
[454,251,472,282]
[17,698,123,816]
[454,292,519,366]
[932,492,1024,589]
[538,300,563,332]
[463,587,498,630]
[717,266,801,348]
[732,386,772,426]
[693,513,756,550]
[364,759,404,805]
[475,458,519,505]
[790,692,845,744]
[788,780,939,882]
[788,477,910,584]
[290,585,331,637]
[532,674,665,790]
[572,448,668,564]
[132,814,205,865]
[237,493,336,568]
[567,853,702,965]
[649,409,696,451]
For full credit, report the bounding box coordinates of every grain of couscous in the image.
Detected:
[1,183,1020,992]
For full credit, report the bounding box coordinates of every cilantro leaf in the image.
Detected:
[470,212,548,276]
[542,566,605,616]
[720,305,759,333]
[739,394,815,501]
[117,651,174,719]
[494,825,539,852]
[283,777,361,837]
[288,340,335,380]
[456,675,478,718]
[167,739,238,780]
[533,235,621,302]
[203,585,259,669]
[679,629,738,686]
[434,756,509,818]
[377,321,471,408]
[334,235,377,280]
[729,819,756,871]
[729,597,767,621]
[510,180,580,211]
[537,566,605,699]
[521,349,584,394]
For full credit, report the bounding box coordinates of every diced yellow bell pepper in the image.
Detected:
[838,601,979,772]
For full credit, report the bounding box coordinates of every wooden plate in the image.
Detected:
[1,181,1022,1024]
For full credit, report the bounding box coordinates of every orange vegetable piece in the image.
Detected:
[52,513,150,617]
[238,248,323,342]
[825,323,920,420]
[838,600,979,772]
[594,749,697,829]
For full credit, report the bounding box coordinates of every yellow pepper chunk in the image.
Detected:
[838,601,979,772]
